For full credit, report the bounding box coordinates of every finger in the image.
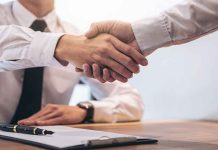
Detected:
[18,108,60,126]
[110,37,148,66]
[92,64,106,83]
[92,64,115,82]
[108,44,139,74]
[36,117,64,126]
[83,64,94,78]
[75,67,83,72]
[35,111,61,121]
[94,55,132,79]
[111,71,128,83]
[103,68,115,82]
[18,120,37,126]
[102,68,110,81]
[23,108,52,121]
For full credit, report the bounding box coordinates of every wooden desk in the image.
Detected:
[1,121,218,150]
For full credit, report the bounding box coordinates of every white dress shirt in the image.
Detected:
[132,0,218,53]
[0,1,144,123]
[0,3,63,71]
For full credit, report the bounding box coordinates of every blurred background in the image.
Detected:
[1,0,218,120]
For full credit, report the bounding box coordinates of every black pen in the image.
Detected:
[0,124,54,135]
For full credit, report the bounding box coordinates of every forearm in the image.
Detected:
[132,0,218,53]
[0,26,90,71]
[90,93,144,123]
[0,25,63,71]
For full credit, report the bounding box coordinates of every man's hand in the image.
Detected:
[76,21,149,83]
[18,104,87,126]
[86,21,139,50]
[55,33,147,83]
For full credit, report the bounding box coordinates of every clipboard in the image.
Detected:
[0,126,158,150]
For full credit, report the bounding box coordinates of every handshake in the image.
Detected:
[55,21,151,83]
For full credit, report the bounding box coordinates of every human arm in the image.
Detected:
[55,34,147,82]
[0,25,147,81]
[79,77,144,123]
[0,25,63,71]
[132,0,218,52]
[81,0,218,82]
[86,0,218,55]
[18,76,144,125]
[18,104,87,125]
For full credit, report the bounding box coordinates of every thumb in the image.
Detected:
[85,23,100,39]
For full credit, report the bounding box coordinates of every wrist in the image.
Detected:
[54,35,70,66]
[54,34,88,68]
[77,102,94,123]
[76,106,88,122]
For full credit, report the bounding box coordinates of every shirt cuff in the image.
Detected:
[131,15,172,53]
[89,100,119,123]
[29,32,64,66]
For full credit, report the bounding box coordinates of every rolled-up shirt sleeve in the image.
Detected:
[0,25,64,71]
[81,77,144,123]
[131,0,218,53]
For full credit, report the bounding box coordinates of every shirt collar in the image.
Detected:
[12,0,58,32]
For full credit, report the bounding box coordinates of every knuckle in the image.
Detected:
[93,54,104,64]
[94,48,107,56]
[104,35,112,42]
[36,121,43,126]
[125,47,132,54]
[126,58,133,66]
[57,110,63,116]
[100,48,108,55]
[118,66,126,73]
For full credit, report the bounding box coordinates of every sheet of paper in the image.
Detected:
[0,126,143,149]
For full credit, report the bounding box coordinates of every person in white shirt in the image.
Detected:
[0,0,144,125]
[80,0,218,83]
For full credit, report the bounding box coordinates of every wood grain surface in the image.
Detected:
[1,121,218,150]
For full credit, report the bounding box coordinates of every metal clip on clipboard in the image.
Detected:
[87,137,137,147]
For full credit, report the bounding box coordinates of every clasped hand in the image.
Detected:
[74,21,149,83]
[54,25,147,83]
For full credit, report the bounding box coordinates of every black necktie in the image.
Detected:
[10,20,47,124]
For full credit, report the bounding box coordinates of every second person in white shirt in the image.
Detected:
[0,0,144,125]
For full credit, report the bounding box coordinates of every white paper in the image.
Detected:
[0,126,142,149]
